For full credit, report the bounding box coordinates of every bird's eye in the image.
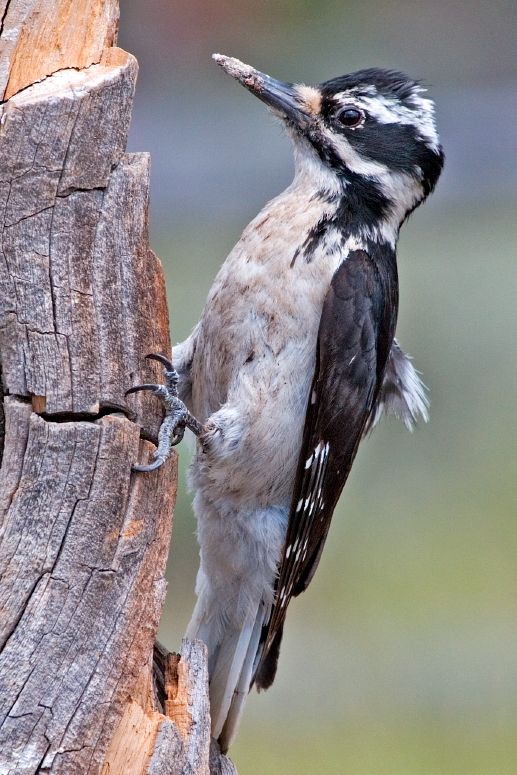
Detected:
[335,106,364,128]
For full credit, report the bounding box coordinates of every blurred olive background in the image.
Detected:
[119,3,517,773]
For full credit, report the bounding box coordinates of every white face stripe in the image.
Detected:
[290,132,343,195]
[309,132,423,247]
[286,83,439,246]
[325,131,390,177]
[333,88,440,152]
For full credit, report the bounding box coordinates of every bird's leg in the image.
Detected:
[126,353,204,472]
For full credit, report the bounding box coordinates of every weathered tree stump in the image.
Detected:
[0,2,236,773]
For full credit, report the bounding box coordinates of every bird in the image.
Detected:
[127,54,444,752]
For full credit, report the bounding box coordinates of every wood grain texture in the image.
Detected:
[0,364,4,465]
[0,0,120,100]
[0,398,177,773]
[209,740,240,775]
[0,2,238,772]
[104,640,234,775]
[0,47,168,440]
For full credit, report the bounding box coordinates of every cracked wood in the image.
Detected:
[0,398,176,773]
[0,0,119,101]
[0,47,169,436]
[0,1,238,773]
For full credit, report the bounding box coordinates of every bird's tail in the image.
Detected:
[186,593,268,753]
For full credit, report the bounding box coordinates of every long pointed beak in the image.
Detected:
[213,54,311,127]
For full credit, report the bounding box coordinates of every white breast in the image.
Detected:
[190,184,358,505]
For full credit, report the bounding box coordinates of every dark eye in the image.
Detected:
[336,106,364,128]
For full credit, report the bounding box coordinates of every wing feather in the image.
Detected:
[254,248,397,688]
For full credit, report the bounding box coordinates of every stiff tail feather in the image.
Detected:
[187,597,268,753]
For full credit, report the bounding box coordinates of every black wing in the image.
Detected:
[254,248,398,689]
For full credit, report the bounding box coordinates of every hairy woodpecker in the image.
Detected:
[128,55,444,751]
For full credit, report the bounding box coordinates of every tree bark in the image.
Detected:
[0,2,236,773]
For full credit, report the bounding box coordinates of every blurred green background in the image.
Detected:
[119,3,517,773]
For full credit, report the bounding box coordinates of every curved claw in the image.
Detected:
[132,456,167,473]
[145,353,174,372]
[128,352,201,473]
[170,425,186,446]
[125,383,161,397]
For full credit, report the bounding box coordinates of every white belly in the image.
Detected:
[189,186,346,507]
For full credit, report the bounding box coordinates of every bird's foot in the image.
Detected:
[126,353,203,472]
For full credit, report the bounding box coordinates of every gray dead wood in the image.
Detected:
[0,48,168,425]
[0,398,176,773]
[145,639,238,775]
[0,7,237,774]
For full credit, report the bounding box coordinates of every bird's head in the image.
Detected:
[213,55,444,234]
